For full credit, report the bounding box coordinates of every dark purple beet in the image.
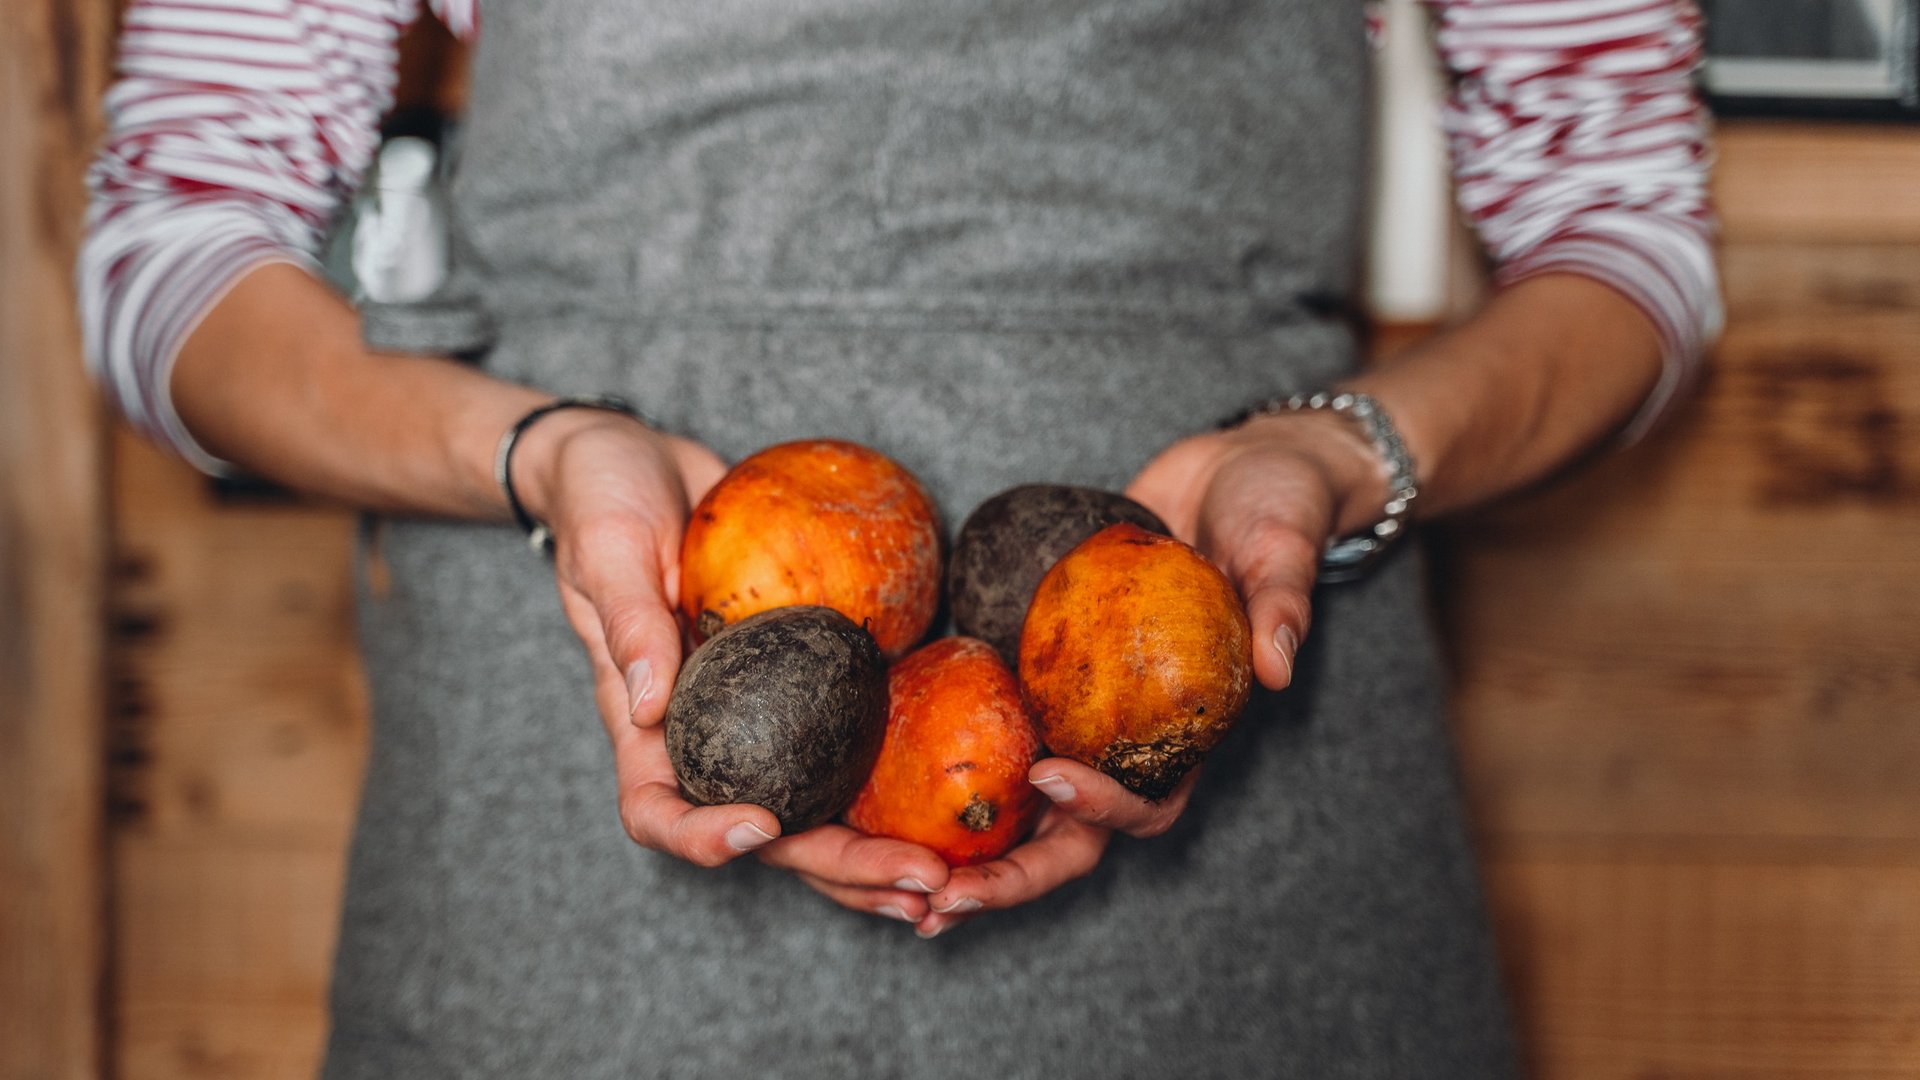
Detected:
[664,606,887,832]
[947,484,1169,668]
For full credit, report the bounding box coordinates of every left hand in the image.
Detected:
[1126,408,1383,690]
[914,409,1387,938]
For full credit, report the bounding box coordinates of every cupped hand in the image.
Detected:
[522,411,956,911]
[912,410,1386,934]
[754,824,954,924]
[1125,409,1382,692]
[518,410,783,866]
[912,758,1198,938]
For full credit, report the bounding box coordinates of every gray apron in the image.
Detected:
[327,1,1518,1075]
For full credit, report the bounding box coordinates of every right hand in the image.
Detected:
[911,760,1200,939]
[517,410,775,864]
[518,412,953,919]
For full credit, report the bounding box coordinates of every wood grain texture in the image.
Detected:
[113,838,344,1080]
[110,437,368,838]
[1714,123,1920,244]
[109,434,366,1080]
[1442,241,1920,848]
[0,1,116,1077]
[1437,122,1920,1079]
[100,16,447,1077]
[1486,848,1920,1079]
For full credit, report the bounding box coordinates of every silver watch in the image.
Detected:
[1225,390,1419,584]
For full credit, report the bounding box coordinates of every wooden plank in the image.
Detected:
[1441,124,1920,1079]
[1719,241,1920,324]
[1714,122,1920,244]
[112,838,343,1080]
[1485,848,1920,1079]
[1443,241,1920,846]
[110,437,367,841]
[108,435,366,1080]
[0,1,117,1076]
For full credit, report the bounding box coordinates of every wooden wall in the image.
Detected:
[88,120,1920,1080]
[107,453,366,1077]
[1451,124,1920,1077]
[0,1,116,1076]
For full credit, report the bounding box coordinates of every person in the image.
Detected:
[80,0,1718,1075]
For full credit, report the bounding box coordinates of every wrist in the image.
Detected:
[1226,408,1392,538]
[505,404,655,534]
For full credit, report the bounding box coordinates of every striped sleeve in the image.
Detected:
[77,0,479,473]
[1426,0,1722,438]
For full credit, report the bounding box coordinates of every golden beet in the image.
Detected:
[1018,523,1252,800]
[679,439,942,658]
[844,637,1044,866]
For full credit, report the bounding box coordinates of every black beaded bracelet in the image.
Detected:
[493,394,649,555]
[1220,390,1419,584]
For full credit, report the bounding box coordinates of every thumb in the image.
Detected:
[563,522,688,728]
[599,573,684,728]
[614,591,691,726]
[1217,517,1319,692]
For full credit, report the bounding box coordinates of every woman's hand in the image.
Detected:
[910,760,1194,938]
[753,825,954,925]
[914,409,1388,936]
[518,411,785,864]
[522,412,955,915]
[790,753,1199,939]
[1127,409,1385,690]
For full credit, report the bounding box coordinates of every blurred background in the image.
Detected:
[5,1,1919,1077]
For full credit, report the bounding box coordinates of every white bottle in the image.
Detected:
[353,136,449,304]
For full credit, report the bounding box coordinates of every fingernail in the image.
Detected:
[915,923,948,940]
[1273,626,1298,686]
[932,896,982,915]
[1031,775,1076,803]
[894,877,934,893]
[875,904,914,923]
[626,659,654,718]
[724,821,776,852]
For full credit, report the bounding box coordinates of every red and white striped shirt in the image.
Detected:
[80,0,1719,472]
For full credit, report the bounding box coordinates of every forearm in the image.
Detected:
[1363,0,1714,520]
[173,260,550,519]
[1343,273,1666,522]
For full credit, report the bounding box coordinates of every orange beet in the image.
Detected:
[844,637,1045,866]
[679,439,941,658]
[1018,523,1252,800]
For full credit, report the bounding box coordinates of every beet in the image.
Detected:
[665,606,888,832]
[948,484,1169,667]
[842,637,1044,866]
[678,439,942,658]
[1019,524,1252,801]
